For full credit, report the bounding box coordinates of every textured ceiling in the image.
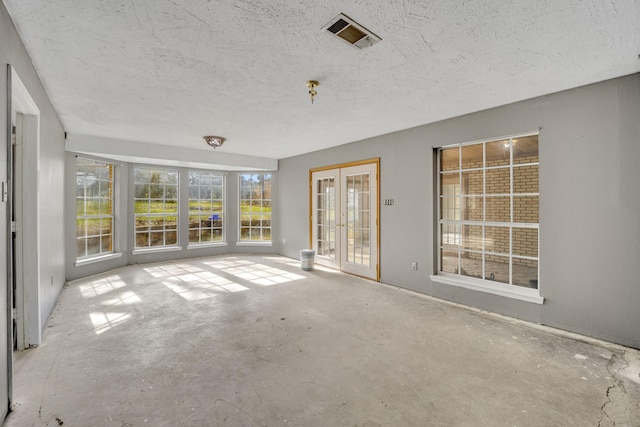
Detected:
[4,0,640,160]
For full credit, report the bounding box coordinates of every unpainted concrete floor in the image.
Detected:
[4,255,640,426]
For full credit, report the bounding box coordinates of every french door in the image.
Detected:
[310,160,379,280]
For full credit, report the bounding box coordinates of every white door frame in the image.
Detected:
[9,66,41,350]
[309,159,379,281]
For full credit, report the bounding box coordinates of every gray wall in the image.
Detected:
[278,74,640,349]
[65,157,279,281]
[1,3,66,342]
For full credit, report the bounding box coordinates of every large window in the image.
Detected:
[239,173,272,242]
[76,158,114,259]
[134,166,179,248]
[188,171,224,244]
[438,134,539,290]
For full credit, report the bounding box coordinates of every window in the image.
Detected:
[188,171,225,244]
[437,134,539,291]
[76,158,114,259]
[239,173,272,242]
[134,166,179,248]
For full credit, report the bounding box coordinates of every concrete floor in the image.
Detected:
[5,255,640,426]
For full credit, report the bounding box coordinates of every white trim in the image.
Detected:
[430,274,544,305]
[132,245,182,255]
[187,242,228,250]
[235,241,273,247]
[75,252,122,267]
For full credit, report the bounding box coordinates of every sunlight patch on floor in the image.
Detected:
[79,275,127,298]
[100,291,141,306]
[145,263,249,301]
[203,258,305,286]
[90,312,131,335]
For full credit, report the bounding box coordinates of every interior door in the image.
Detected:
[311,169,340,269]
[340,163,377,279]
[311,161,378,280]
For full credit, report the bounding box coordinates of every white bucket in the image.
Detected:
[299,249,316,271]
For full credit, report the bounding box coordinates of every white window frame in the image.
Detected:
[431,133,543,304]
[75,157,115,261]
[187,170,226,247]
[237,173,272,245]
[132,166,180,251]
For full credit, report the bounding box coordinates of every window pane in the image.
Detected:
[486,168,510,194]
[438,135,539,289]
[485,197,510,222]
[101,235,112,253]
[513,228,538,258]
[514,196,539,223]
[460,251,482,279]
[462,197,483,221]
[441,147,459,171]
[86,237,101,256]
[513,165,539,194]
[461,144,482,169]
[512,258,538,288]
[462,225,483,251]
[441,250,458,274]
[441,223,460,248]
[485,140,510,167]
[462,170,483,195]
[76,158,115,259]
[513,135,539,164]
[239,173,271,242]
[484,254,509,284]
[485,226,509,255]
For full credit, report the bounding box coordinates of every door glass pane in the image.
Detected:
[345,173,370,266]
[316,177,336,260]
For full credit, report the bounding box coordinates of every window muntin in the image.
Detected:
[188,171,224,244]
[239,173,272,242]
[438,134,539,289]
[76,158,114,259]
[134,166,179,248]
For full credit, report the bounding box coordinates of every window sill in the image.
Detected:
[235,241,273,247]
[132,245,182,255]
[430,274,544,305]
[75,252,123,267]
[187,242,228,250]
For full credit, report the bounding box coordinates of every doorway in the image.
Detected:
[310,159,379,281]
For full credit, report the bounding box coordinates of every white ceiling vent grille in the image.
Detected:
[322,13,381,49]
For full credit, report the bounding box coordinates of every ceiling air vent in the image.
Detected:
[323,13,381,49]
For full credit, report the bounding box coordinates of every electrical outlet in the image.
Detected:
[282,238,286,245]
[411,262,417,271]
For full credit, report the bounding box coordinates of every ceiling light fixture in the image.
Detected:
[307,80,319,104]
[203,135,226,148]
